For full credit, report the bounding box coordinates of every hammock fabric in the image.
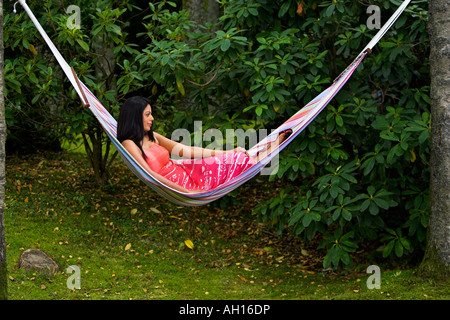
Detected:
[17,0,411,206]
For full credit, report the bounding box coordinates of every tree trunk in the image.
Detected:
[418,0,450,281]
[182,0,220,32]
[82,126,113,186]
[0,0,8,300]
[182,0,220,115]
[82,25,118,186]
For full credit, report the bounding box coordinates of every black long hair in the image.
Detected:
[117,96,155,159]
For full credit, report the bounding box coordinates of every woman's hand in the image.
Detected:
[231,147,250,157]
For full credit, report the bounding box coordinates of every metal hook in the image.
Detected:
[13,1,20,14]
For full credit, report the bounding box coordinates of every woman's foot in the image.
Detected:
[278,129,293,143]
[253,129,293,162]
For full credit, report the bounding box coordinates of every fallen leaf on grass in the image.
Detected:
[184,239,194,249]
[237,275,248,282]
[125,243,132,251]
[150,207,161,214]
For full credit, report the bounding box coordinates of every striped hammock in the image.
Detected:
[17,0,411,206]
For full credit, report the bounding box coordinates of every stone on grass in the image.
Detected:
[18,248,59,276]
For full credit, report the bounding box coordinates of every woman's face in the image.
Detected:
[142,104,154,132]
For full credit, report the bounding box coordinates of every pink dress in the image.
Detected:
[144,143,254,191]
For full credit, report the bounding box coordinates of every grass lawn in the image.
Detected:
[3,151,449,301]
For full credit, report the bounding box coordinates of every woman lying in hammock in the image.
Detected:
[117,96,290,193]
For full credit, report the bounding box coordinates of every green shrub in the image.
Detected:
[6,0,430,269]
[239,0,430,269]
[140,0,430,269]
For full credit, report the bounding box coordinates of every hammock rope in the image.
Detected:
[16,0,411,206]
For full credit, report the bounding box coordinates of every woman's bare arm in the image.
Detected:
[154,132,246,159]
[121,139,197,193]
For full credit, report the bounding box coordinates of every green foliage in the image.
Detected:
[4,0,151,182]
[242,0,430,270]
[170,0,428,270]
[320,230,358,270]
